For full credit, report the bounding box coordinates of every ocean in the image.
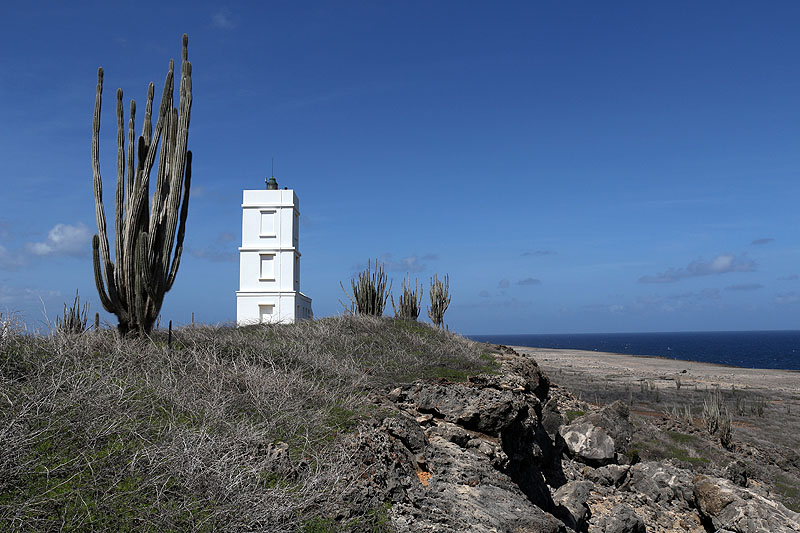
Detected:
[468,330,800,371]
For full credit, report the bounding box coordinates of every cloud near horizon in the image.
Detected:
[25,223,91,257]
[378,253,437,273]
[776,292,800,305]
[725,283,764,291]
[638,254,756,284]
[522,250,556,257]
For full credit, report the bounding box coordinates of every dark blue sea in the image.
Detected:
[468,331,800,371]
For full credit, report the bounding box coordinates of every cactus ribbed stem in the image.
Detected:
[340,259,392,316]
[427,274,451,328]
[91,35,193,336]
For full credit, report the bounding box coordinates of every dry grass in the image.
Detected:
[0,315,487,532]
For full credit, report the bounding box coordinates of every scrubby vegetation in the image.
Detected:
[0,315,486,531]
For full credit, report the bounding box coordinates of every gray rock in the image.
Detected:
[559,422,616,464]
[573,401,633,454]
[591,504,645,533]
[724,460,748,487]
[382,412,428,453]
[586,464,630,487]
[392,434,566,533]
[542,398,568,439]
[623,462,693,506]
[693,475,800,533]
[552,480,594,530]
[426,420,472,447]
[398,381,526,436]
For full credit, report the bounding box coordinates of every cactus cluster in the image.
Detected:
[341,262,452,327]
[427,273,451,328]
[56,290,90,335]
[91,35,193,336]
[340,259,392,316]
[391,273,423,320]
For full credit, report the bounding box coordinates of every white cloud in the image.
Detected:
[0,285,61,307]
[212,9,236,29]
[638,253,756,284]
[189,247,237,263]
[725,283,764,291]
[0,244,26,270]
[26,223,91,257]
[521,250,556,257]
[377,253,435,273]
[776,292,800,305]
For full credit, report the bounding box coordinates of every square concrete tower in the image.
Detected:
[236,183,312,325]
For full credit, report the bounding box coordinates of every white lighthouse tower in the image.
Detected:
[236,175,313,325]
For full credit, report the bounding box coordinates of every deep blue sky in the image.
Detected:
[1,2,799,334]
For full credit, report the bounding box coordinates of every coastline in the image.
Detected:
[510,345,800,393]
[507,344,800,457]
[506,344,800,514]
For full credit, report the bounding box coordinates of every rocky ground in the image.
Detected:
[328,345,800,532]
[524,346,800,516]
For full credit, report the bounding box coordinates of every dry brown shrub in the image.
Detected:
[0,315,486,531]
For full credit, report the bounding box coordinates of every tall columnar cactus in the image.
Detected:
[427,274,451,328]
[340,259,392,316]
[92,35,193,336]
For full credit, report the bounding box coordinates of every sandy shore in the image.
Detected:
[507,345,800,453]
[500,345,800,516]
[511,346,800,394]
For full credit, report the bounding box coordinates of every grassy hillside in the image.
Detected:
[0,316,491,532]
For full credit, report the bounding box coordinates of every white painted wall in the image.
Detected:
[236,188,312,325]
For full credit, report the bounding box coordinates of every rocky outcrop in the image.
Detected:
[693,474,800,533]
[559,423,616,465]
[334,347,800,532]
[590,504,645,533]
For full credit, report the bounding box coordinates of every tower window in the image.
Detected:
[259,253,275,280]
[260,210,276,237]
[259,304,274,323]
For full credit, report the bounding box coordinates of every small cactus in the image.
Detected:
[427,274,451,328]
[56,290,89,335]
[391,273,423,320]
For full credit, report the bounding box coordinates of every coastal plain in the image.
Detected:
[512,345,800,513]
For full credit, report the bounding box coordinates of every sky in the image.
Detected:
[1,1,799,335]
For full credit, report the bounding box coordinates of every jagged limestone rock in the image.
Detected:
[559,422,616,464]
[693,475,800,533]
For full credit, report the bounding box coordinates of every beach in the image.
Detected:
[506,345,800,513]
[511,346,800,449]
